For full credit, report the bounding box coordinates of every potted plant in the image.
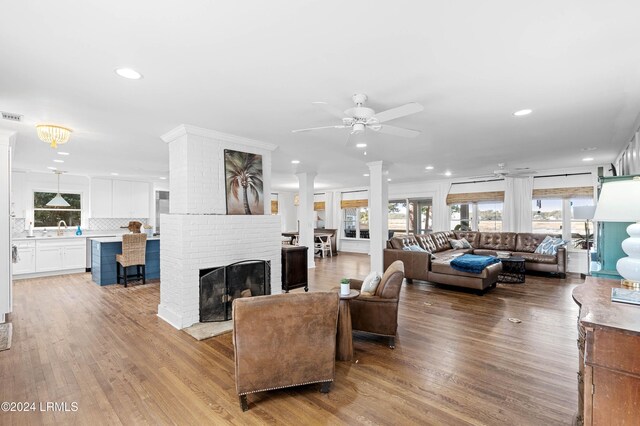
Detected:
[340,278,350,295]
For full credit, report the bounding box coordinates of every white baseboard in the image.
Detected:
[13,269,86,280]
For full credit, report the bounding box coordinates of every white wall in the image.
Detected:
[277,191,297,232]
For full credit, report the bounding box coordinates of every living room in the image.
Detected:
[1,1,640,425]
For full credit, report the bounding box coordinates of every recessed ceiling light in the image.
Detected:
[513,109,533,117]
[582,157,594,162]
[159,177,167,180]
[363,173,370,177]
[115,68,143,80]
[425,166,434,170]
[356,143,367,148]
[444,171,452,176]
[581,147,598,152]
[291,160,300,164]
[387,178,392,182]
[53,159,64,163]
[111,172,119,176]
[57,151,70,156]
[47,166,57,170]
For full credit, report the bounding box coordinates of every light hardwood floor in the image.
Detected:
[0,253,582,425]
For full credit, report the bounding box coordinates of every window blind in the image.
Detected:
[446,191,505,205]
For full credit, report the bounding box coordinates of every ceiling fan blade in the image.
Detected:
[291,125,347,133]
[373,102,424,123]
[374,124,421,138]
[312,102,346,119]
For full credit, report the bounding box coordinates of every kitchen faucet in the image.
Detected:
[57,220,67,236]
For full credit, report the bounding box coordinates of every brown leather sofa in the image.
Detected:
[383,231,567,291]
[349,260,405,348]
[232,292,339,411]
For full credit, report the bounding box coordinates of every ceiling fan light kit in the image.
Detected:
[292,93,423,139]
[36,124,72,149]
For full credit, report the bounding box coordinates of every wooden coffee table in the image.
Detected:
[336,289,359,361]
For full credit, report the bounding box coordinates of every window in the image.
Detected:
[343,207,370,239]
[388,200,407,236]
[450,203,473,230]
[409,199,432,234]
[33,191,82,227]
[477,201,503,232]
[531,199,562,236]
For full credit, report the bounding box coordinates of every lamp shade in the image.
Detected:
[593,177,640,222]
[572,205,596,220]
[46,194,70,207]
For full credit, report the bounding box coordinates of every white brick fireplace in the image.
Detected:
[157,125,281,329]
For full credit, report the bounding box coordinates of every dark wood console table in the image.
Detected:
[572,277,640,425]
[281,245,308,292]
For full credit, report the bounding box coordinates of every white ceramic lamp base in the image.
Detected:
[617,222,640,288]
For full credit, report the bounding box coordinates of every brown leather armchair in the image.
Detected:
[349,260,405,349]
[232,292,339,411]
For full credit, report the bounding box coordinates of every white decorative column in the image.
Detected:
[367,161,388,273]
[296,171,316,268]
[0,130,15,323]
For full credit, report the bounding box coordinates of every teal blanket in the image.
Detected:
[450,254,500,274]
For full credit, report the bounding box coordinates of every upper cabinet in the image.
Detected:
[91,178,150,218]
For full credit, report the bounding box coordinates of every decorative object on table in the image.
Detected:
[611,287,640,306]
[593,175,640,288]
[224,149,264,215]
[46,171,70,207]
[36,123,72,148]
[75,225,82,236]
[340,278,350,296]
[143,224,153,236]
[572,205,596,276]
[125,221,142,233]
[28,221,34,238]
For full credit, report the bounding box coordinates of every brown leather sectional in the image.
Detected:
[383,231,567,291]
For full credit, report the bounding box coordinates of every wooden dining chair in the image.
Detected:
[315,235,332,258]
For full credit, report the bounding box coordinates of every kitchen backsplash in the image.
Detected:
[88,218,149,231]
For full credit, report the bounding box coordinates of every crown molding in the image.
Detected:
[161,124,277,151]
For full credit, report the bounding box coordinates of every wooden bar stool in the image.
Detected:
[116,234,147,287]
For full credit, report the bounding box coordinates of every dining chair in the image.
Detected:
[315,235,332,258]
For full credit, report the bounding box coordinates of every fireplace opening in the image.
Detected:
[199,260,271,322]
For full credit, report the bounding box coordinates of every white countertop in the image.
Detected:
[92,236,160,243]
[13,233,118,241]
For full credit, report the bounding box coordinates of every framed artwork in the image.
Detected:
[224,149,264,215]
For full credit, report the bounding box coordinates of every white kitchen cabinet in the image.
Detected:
[35,239,86,273]
[112,180,132,218]
[91,178,113,218]
[131,181,150,217]
[12,241,35,274]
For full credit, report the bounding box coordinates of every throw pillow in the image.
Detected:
[534,236,566,255]
[449,238,472,249]
[402,244,426,252]
[361,271,381,296]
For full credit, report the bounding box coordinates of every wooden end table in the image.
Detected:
[336,289,359,361]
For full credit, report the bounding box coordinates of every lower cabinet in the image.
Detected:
[13,241,36,274]
[33,239,87,274]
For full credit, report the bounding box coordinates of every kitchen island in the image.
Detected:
[91,236,160,285]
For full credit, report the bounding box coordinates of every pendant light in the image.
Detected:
[36,124,72,149]
[47,171,70,207]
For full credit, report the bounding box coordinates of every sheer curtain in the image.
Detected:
[432,182,452,231]
[502,176,533,232]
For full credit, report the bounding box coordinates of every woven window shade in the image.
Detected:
[446,191,505,205]
[341,199,368,209]
[314,201,325,211]
[532,186,593,199]
[271,200,278,214]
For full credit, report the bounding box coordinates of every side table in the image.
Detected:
[498,256,526,283]
[336,289,359,361]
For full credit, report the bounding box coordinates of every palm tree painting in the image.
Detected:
[225,149,264,215]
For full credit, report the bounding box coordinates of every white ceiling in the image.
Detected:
[0,1,637,189]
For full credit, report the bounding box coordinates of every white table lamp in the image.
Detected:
[593,176,640,288]
[573,205,596,276]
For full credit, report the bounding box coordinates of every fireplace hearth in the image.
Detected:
[199,260,271,322]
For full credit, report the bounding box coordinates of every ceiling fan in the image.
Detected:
[471,163,536,179]
[292,93,423,138]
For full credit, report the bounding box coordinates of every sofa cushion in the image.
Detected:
[473,249,500,257]
[534,236,566,255]
[454,231,480,247]
[389,236,418,250]
[513,252,558,264]
[415,234,437,252]
[516,233,556,253]
[478,232,517,251]
[430,231,456,252]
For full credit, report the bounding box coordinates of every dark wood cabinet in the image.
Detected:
[572,277,640,425]
[281,245,308,292]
